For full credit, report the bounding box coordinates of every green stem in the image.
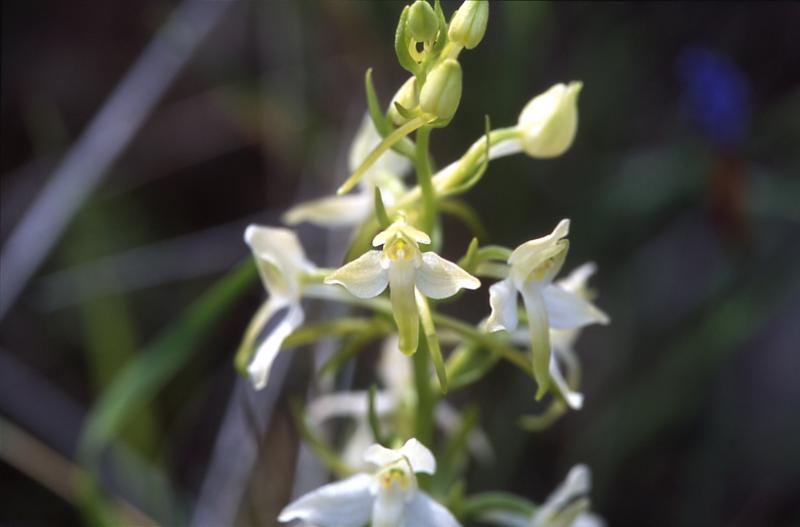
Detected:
[414,125,436,232]
[413,328,435,447]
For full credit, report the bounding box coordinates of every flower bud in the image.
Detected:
[388,77,419,126]
[407,0,438,43]
[517,81,582,158]
[420,59,462,120]
[448,0,489,50]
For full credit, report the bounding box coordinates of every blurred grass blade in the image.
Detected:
[81,259,256,455]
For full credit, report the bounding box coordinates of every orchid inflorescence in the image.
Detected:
[235,1,609,525]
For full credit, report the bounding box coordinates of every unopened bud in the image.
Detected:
[388,77,419,126]
[420,59,462,120]
[407,1,438,43]
[517,82,582,158]
[448,0,489,50]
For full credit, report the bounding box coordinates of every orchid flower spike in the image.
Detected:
[279,438,461,527]
[283,114,411,228]
[325,218,479,355]
[240,225,317,390]
[487,220,608,399]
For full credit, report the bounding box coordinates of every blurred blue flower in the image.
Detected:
[677,46,750,149]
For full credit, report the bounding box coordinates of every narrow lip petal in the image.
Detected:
[277,473,374,525]
[549,354,584,410]
[486,278,519,333]
[324,250,389,299]
[247,302,305,390]
[415,252,480,299]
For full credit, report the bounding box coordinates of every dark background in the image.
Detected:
[2,1,799,526]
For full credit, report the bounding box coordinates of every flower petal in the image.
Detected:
[549,354,584,410]
[364,443,403,469]
[325,250,388,299]
[245,225,312,300]
[556,261,597,294]
[278,473,374,526]
[508,219,570,287]
[398,438,436,475]
[307,391,396,424]
[283,192,373,227]
[389,260,419,355]
[520,287,552,400]
[416,252,480,299]
[248,302,304,390]
[402,491,462,527]
[542,284,609,330]
[486,278,519,332]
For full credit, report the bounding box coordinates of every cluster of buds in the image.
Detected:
[231,2,609,526]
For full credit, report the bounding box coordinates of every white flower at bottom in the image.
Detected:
[243,225,317,390]
[278,438,461,527]
[480,465,604,527]
[486,220,608,399]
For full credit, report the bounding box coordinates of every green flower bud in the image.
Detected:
[518,82,582,158]
[407,0,438,43]
[420,59,462,120]
[388,76,419,126]
[448,0,489,50]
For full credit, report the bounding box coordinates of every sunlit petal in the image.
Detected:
[486,278,519,332]
[325,250,389,299]
[402,491,462,527]
[283,193,373,227]
[542,284,609,330]
[398,438,436,475]
[278,473,374,526]
[415,252,480,299]
[248,302,304,390]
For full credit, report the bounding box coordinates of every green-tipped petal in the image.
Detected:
[325,250,388,299]
[416,251,480,299]
[520,286,551,400]
[389,259,420,355]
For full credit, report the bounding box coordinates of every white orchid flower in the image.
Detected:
[325,218,480,355]
[509,262,603,411]
[479,465,604,527]
[283,115,411,228]
[307,337,493,471]
[486,220,608,399]
[279,438,461,527]
[242,225,317,390]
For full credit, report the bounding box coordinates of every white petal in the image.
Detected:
[542,284,609,330]
[307,391,396,424]
[373,221,431,247]
[542,465,591,514]
[248,302,304,390]
[574,512,607,527]
[364,443,403,468]
[486,278,519,332]
[556,262,597,294]
[520,287,553,399]
[278,473,374,527]
[325,251,389,299]
[245,225,313,300]
[401,491,462,527]
[415,252,480,299]
[363,438,436,475]
[508,219,570,287]
[283,193,373,227]
[398,438,436,475]
[550,355,583,410]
